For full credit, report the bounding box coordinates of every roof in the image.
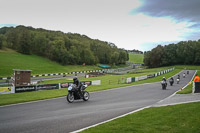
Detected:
[13,69,32,72]
[98,64,111,68]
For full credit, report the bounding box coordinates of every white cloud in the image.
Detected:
[0,0,199,51]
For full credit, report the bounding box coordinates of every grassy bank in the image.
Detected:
[0,67,181,106]
[0,48,100,77]
[128,53,144,64]
[82,102,200,133]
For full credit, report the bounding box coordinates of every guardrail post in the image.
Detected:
[58,83,61,89]
[11,86,15,93]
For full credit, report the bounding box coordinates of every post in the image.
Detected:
[11,86,15,93]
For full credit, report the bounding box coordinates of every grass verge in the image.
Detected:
[81,102,200,133]
[177,83,193,94]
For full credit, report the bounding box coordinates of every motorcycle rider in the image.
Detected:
[183,73,186,78]
[177,74,180,84]
[73,77,83,98]
[169,77,174,86]
[161,77,167,89]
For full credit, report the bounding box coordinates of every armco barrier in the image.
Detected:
[126,77,132,84]
[147,74,154,78]
[12,80,100,93]
[15,86,36,93]
[91,80,101,85]
[138,75,148,81]
[126,68,174,84]
[131,77,135,82]
[36,84,59,91]
[0,69,105,80]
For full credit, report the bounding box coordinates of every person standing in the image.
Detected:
[193,74,200,82]
[193,74,200,93]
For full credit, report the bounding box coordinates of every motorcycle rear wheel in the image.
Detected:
[67,93,74,103]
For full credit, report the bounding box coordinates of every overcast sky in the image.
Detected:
[0,0,200,51]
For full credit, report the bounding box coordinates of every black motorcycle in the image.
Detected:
[169,78,174,86]
[66,83,90,103]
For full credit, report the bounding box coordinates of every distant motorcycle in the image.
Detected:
[169,78,174,86]
[183,73,186,78]
[177,78,180,84]
[161,80,167,90]
[66,83,90,103]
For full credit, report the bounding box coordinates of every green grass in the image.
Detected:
[128,53,144,64]
[0,67,181,106]
[177,83,193,94]
[82,102,200,133]
[0,88,68,106]
[175,65,200,70]
[0,48,100,77]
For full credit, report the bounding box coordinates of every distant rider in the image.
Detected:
[162,77,166,82]
[161,77,167,89]
[183,73,186,78]
[169,77,174,86]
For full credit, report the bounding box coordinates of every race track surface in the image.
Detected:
[0,70,195,133]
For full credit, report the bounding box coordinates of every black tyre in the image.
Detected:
[67,93,74,103]
[83,91,90,101]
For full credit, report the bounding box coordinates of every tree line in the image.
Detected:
[144,40,200,68]
[0,25,129,65]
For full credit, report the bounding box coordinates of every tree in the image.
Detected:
[0,35,5,49]
[149,45,164,67]
[17,29,31,54]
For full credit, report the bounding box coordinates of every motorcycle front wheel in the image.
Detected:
[83,91,90,101]
[67,93,74,103]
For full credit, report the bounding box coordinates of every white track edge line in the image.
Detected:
[153,100,200,107]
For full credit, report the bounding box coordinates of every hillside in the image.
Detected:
[128,53,144,64]
[0,48,100,77]
[0,25,128,66]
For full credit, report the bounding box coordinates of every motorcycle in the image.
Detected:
[161,80,167,90]
[66,83,90,103]
[183,73,186,78]
[177,78,180,84]
[169,79,174,86]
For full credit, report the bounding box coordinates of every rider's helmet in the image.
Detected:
[73,77,78,82]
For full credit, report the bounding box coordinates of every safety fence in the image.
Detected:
[11,80,101,93]
[126,68,175,84]
[0,69,107,80]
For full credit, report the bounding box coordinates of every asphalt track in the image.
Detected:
[0,70,195,133]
